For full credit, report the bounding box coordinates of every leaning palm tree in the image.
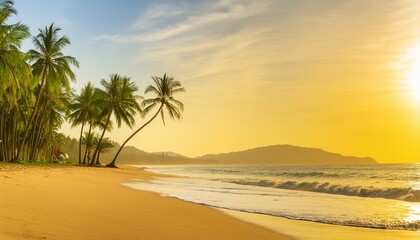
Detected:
[68,82,98,164]
[90,74,141,166]
[15,23,79,161]
[107,73,185,168]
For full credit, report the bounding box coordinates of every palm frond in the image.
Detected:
[142,73,185,124]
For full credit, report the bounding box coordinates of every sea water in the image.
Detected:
[123,164,420,230]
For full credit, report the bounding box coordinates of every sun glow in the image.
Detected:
[405,45,420,103]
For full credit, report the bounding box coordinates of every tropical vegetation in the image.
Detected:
[0,1,185,167]
[107,73,184,168]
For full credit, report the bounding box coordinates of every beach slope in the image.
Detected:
[0,165,291,240]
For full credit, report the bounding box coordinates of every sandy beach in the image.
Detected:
[2,165,420,240]
[0,165,292,240]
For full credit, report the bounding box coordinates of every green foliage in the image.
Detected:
[0,0,31,162]
[142,73,185,125]
[14,21,79,162]
[0,1,79,163]
[68,82,98,127]
[27,23,79,92]
[91,74,141,165]
[107,73,185,168]
[95,74,142,128]
[0,1,185,167]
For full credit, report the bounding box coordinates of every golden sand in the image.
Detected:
[0,165,292,240]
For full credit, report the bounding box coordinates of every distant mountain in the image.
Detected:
[198,145,377,165]
[61,136,377,166]
[98,146,215,165]
[60,136,212,165]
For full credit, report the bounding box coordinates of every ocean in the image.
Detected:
[123,164,420,231]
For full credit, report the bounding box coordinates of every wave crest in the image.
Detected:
[228,179,420,202]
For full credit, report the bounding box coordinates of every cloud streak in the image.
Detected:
[94,0,265,43]
[129,4,185,31]
[85,0,420,161]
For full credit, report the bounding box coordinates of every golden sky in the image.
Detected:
[22,0,420,163]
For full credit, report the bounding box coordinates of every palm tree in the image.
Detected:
[93,137,113,165]
[90,74,141,166]
[15,23,79,161]
[0,0,31,91]
[68,82,98,164]
[107,73,185,168]
[82,113,113,165]
[0,0,31,162]
[81,132,95,164]
[29,85,70,161]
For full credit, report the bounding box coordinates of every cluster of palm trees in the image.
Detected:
[70,73,184,168]
[0,0,78,162]
[0,0,185,167]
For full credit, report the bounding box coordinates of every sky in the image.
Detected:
[11,0,420,163]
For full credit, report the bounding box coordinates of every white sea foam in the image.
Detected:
[227,179,420,202]
[125,164,420,230]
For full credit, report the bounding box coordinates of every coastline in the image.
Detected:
[127,166,420,240]
[0,165,291,240]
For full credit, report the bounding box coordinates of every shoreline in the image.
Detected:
[132,166,420,240]
[0,165,291,240]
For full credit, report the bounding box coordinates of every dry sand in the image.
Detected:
[0,165,292,240]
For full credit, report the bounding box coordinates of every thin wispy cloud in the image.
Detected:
[16,0,420,161]
[94,0,266,43]
[140,4,252,42]
[68,0,420,160]
[93,0,420,89]
[94,0,420,83]
[93,0,274,86]
[129,4,185,31]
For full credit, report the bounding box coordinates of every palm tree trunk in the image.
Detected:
[11,115,17,161]
[14,68,48,162]
[28,116,38,160]
[82,123,93,164]
[87,148,92,164]
[1,120,5,161]
[90,111,112,166]
[29,103,47,161]
[95,152,101,165]
[107,103,163,168]
[33,112,48,161]
[78,123,85,165]
[0,108,7,161]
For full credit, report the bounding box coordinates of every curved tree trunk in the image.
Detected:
[90,111,112,166]
[107,104,163,168]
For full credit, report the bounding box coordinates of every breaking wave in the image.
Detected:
[228,179,420,202]
[272,171,342,178]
